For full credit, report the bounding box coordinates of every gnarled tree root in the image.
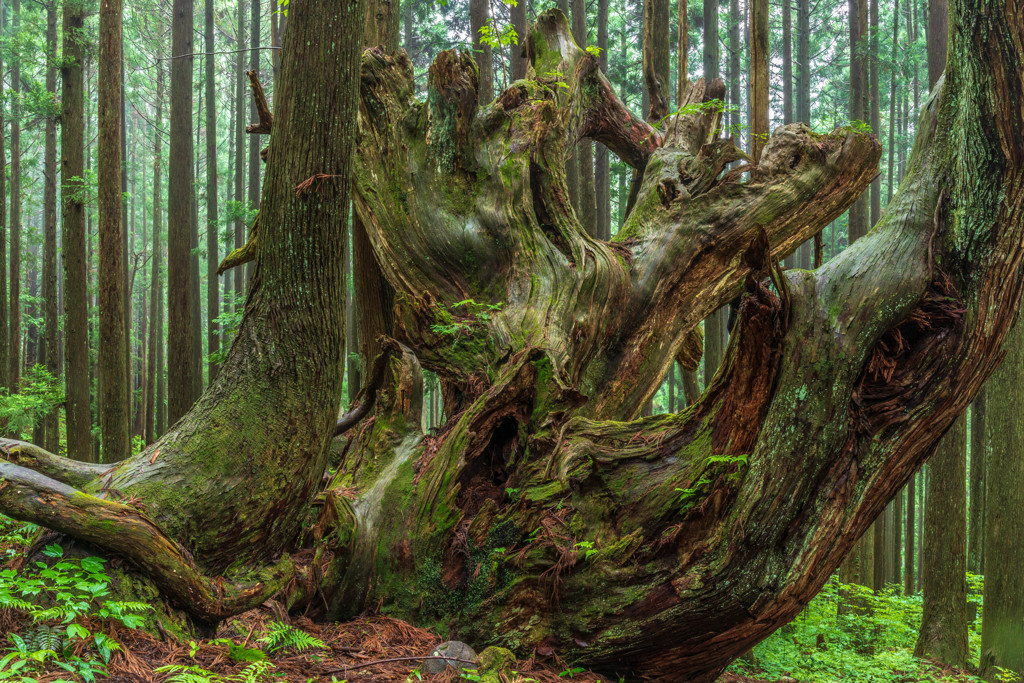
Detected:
[0,461,293,621]
[0,439,110,488]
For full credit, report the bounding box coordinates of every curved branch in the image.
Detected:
[0,439,109,488]
[334,341,397,436]
[0,462,293,621]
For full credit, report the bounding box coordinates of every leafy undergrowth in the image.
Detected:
[0,515,1009,683]
[0,515,605,683]
[721,575,1011,683]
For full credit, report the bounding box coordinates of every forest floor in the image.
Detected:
[1,602,985,683]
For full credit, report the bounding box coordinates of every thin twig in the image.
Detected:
[322,655,478,675]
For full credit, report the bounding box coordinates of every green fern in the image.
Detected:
[256,622,325,653]
[155,662,278,683]
[23,624,63,653]
[155,664,227,683]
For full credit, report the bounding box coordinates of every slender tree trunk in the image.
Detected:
[916,414,968,666]
[205,0,219,383]
[703,0,719,80]
[967,387,986,573]
[892,486,903,588]
[99,0,129,462]
[980,315,1024,681]
[248,0,262,286]
[470,0,493,104]
[573,0,596,235]
[168,0,196,425]
[9,0,21,393]
[869,0,880,226]
[847,0,869,241]
[510,0,528,81]
[234,0,245,312]
[121,34,131,427]
[782,0,792,125]
[905,473,916,594]
[146,39,165,445]
[42,2,59,453]
[595,0,610,240]
[928,0,948,86]
[677,0,688,102]
[749,0,768,162]
[887,0,899,206]
[0,2,7,403]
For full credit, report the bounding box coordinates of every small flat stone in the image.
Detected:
[421,640,478,674]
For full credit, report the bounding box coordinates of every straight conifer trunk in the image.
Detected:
[98,0,129,462]
[205,0,220,383]
[8,0,21,393]
[168,0,195,425]
[42,2,60,454]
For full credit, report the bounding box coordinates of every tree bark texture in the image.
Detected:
[99,0,129,463]
[967,387,985,573]
[168,0,195,426]
[206,0,220,384]
[915,414,968,667]
[42,2,59,454]
[749,0,768,162]
[8,0,21,391]
[980,313,1024,680]
[1,2,1023,683]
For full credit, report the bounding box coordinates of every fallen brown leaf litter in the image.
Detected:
[1,605,613,683]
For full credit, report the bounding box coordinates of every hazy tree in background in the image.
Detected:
[9,0,21,391]
[205,0,220,383]
[41,0,60,453]
[572,0,596,235]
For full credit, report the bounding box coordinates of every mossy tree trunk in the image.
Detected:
[1,1,1024,682]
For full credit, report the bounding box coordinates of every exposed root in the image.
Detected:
[0,462,293,621]
[0,439,109,488]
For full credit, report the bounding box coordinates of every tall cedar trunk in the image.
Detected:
[916,414,968,665]
[205,0,219,383]
[146,42,165,445]
[121,38,131,426]
[510,0,528,81]
[559,0,579,210]
[135,120,148,438]
[887,0,899,206]
[573,0,597,236]
[2,2,1024,682]
[905,471,915,593]
[62,0,89,460]
[191,98,203,399]
[99,0,129,462]
[980,311,1024,679]
[9,0,20,393]
[677,0,688,102]
[595,0,610,240]
[365,0,398,47]
[470,0,493,104]
[967,387,985,573]
[795,0,812,268]
[248,0,261,286]
[891,485,903,587]
[42,2,59,454]
[916,2,965,663]
[749,0,768,162]
[703,0,719,79]
[847,0,868,241]
[0,2,6,402]
[234,0,245,313]
[868,0,880,226]
[168,0,195,425]
[728,0,739,141]
[782,0,792,125]
[0,0,365,621]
